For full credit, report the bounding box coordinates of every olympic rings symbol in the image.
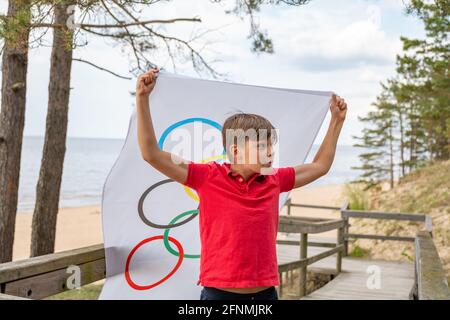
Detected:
[125,118,226,290]
[138,179,200,229]
[125,235,184,290]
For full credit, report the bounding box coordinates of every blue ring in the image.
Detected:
[157,117,226,156]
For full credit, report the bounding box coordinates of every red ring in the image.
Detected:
[125,235,184,290]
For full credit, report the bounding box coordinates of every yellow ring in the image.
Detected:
[183,154,228,202]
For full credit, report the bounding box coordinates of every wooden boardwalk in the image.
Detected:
[277,235,415,300]
[1,201,446,300]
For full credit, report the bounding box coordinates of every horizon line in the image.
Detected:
[24,135,354,146]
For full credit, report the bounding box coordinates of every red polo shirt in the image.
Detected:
[182,160,296,288]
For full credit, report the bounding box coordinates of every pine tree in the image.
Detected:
[0,0,31,263]
[353,0,449,188]
[351,88,397,190]
[398,0,449,160]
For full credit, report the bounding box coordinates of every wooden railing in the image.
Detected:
[289,198,433,255]
[277,198,345,297]
[0,198,448,300]
[282,198,449,300]
[0,217,346,300]
[339,201,433,255]
[410,231,450,300]
[0,244,105,299]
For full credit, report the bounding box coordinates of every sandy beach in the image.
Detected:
[13,205,104,261]
[12,183,347,261]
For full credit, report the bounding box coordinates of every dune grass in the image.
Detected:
[45,283,103,300]
[344,159,450,281]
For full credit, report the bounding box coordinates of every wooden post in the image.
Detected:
[336,227,343,273]
[278,271,283,298]
[425,215,433,235]
[299,233,308,297]
[343,216,349,256]
[340,200,349,256]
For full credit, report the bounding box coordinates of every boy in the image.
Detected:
[136,67,347,300]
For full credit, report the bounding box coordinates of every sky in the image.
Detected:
[0,0,425,145]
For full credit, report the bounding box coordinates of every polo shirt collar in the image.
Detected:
[223,162,266,182]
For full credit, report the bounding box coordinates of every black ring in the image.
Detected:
[137,179,199,229]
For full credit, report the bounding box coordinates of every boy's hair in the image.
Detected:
[221,112,278,158]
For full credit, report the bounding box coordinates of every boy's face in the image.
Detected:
[230,137,274,172]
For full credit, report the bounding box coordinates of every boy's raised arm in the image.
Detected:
[292,94,347,188]
[135,67,189,185]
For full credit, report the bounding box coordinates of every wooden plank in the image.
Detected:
[288,203,341,210]
[279,216,345,234]
[278,237,414,300]
[277,238,341,272]
[0,244,104,284]
[276,239,336,248]
[342,210,427,222]
[278,258,307,273]
[302,257,415,300]
[305,245,343,266]
[4,259,105,300]
[415,231,450,300]
[279,215,331,222]
[346,234,415,242]
[0,293,30,300]
[278,245,343,273]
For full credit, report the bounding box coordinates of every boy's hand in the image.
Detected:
[329,93,347,123]
[136,67,160,97]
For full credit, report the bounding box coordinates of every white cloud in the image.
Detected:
[259,4,401,72]
[0,0,424,146]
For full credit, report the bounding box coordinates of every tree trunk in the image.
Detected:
[437,114,449,160]
[30,2,74,257]
[398,108,405,177]
[408,109,416,173]
[389,126,394,189]
[0,0,31,263]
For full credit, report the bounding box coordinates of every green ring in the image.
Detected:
[163,209,200,259]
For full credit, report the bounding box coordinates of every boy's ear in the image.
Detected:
[228,144,238,163]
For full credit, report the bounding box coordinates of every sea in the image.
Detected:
[18,136,364,212]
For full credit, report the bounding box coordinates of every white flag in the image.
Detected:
[99,70,332,299]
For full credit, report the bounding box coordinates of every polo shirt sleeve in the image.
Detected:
[276,167,296,193]
[182,161,211,191]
